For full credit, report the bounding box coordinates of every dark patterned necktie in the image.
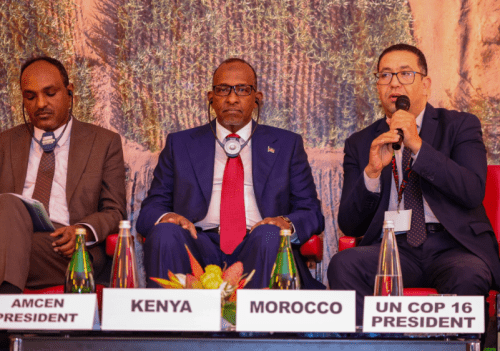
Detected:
[32,133,56,215]
[220,134,246,254]
[402,147,427,247]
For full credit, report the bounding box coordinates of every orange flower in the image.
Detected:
[222,262,243,286]
[184,244,204,279]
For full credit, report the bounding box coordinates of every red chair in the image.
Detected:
[338,165,500,318]
[300,234,324,281]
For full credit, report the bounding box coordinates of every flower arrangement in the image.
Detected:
[151,245,255,325]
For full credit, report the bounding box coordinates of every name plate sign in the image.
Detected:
[363,296,484,333]
[236,289,356,332]
[0,294,98,330]
[101,288,221,331]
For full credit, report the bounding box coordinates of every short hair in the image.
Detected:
[20,56,70,87]
[377,43,428,76]
[212,58,258,88]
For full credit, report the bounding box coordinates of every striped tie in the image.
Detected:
[32,133,56,215]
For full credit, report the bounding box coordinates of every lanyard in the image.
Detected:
[391,150,414,212]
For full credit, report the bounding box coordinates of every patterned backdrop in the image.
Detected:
[1,0,499,285]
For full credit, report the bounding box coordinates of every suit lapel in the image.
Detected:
[66,119,95,204]
[12,125,32,193]
[419,103,438,146]
[251,124,279,203]
[187,123,215,206]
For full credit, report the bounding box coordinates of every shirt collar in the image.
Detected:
[215,119,252,143]
[33,116,73,149]
[415,107,425,133]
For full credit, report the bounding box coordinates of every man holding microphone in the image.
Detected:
[328,44,500,325]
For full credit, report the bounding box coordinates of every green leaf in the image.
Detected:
[222,302,236,326]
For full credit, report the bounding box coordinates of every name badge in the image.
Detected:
[385,210,411,232]
[363,296,484,333]
[0,294,99,330]
[236,289,356,332]
[101,288,221,331]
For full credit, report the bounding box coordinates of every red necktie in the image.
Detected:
[220,134,246,254]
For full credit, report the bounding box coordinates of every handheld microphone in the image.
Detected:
[392,95,410,150]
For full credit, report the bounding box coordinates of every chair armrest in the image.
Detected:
[487,290,498,318]
[105,233,119,257]
[299,235,323,262]
[339,236,361,252]
[403,288,438,296]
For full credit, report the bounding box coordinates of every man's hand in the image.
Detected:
[159,213,197,239]
[250,216,291,233]
[365,130,400,179]
[387,109,422,154]
[50,224,85,258]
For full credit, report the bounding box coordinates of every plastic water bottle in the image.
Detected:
[374,220,403,296]
[109,220,139,288]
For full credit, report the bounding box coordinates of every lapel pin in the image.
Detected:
[267,146,275,153]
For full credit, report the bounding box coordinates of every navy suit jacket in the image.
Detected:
[136,121,324,265]
[338,104,500,288]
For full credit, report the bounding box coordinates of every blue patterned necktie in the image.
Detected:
[402,147,426,247]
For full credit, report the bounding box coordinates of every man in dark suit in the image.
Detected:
[328,44,500,324]
[136,58,324,289]
[0,57,126,293]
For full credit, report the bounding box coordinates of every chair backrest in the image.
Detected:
[482,165,500,252]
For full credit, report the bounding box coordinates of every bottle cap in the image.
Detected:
[119,220,131,229]
[280,229,292,236]
[383,220,395,229]
[75,227,87,235]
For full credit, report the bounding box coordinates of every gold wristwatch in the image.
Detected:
[279,216,294,234]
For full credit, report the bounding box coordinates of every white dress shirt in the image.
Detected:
[22,118,97,242]
[195,120,263,230]
[364,107,439,227]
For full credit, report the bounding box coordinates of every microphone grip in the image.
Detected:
[392,129,404,150]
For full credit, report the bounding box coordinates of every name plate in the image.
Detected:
[0,294,98,330]
[363,296,484,333]
[236,289,356,332]
[101,288,221,331]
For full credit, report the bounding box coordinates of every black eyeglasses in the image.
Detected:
[213,85,255,96]
[374,71,426,85]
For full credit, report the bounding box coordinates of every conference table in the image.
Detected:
[4,290,494,350]
[8,329,482,351]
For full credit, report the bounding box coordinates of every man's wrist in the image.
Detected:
[279,216,294,233]
[365,166,381,179]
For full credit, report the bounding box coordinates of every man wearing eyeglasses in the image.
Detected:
[137,58,325,289]
[328,44,499,325]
